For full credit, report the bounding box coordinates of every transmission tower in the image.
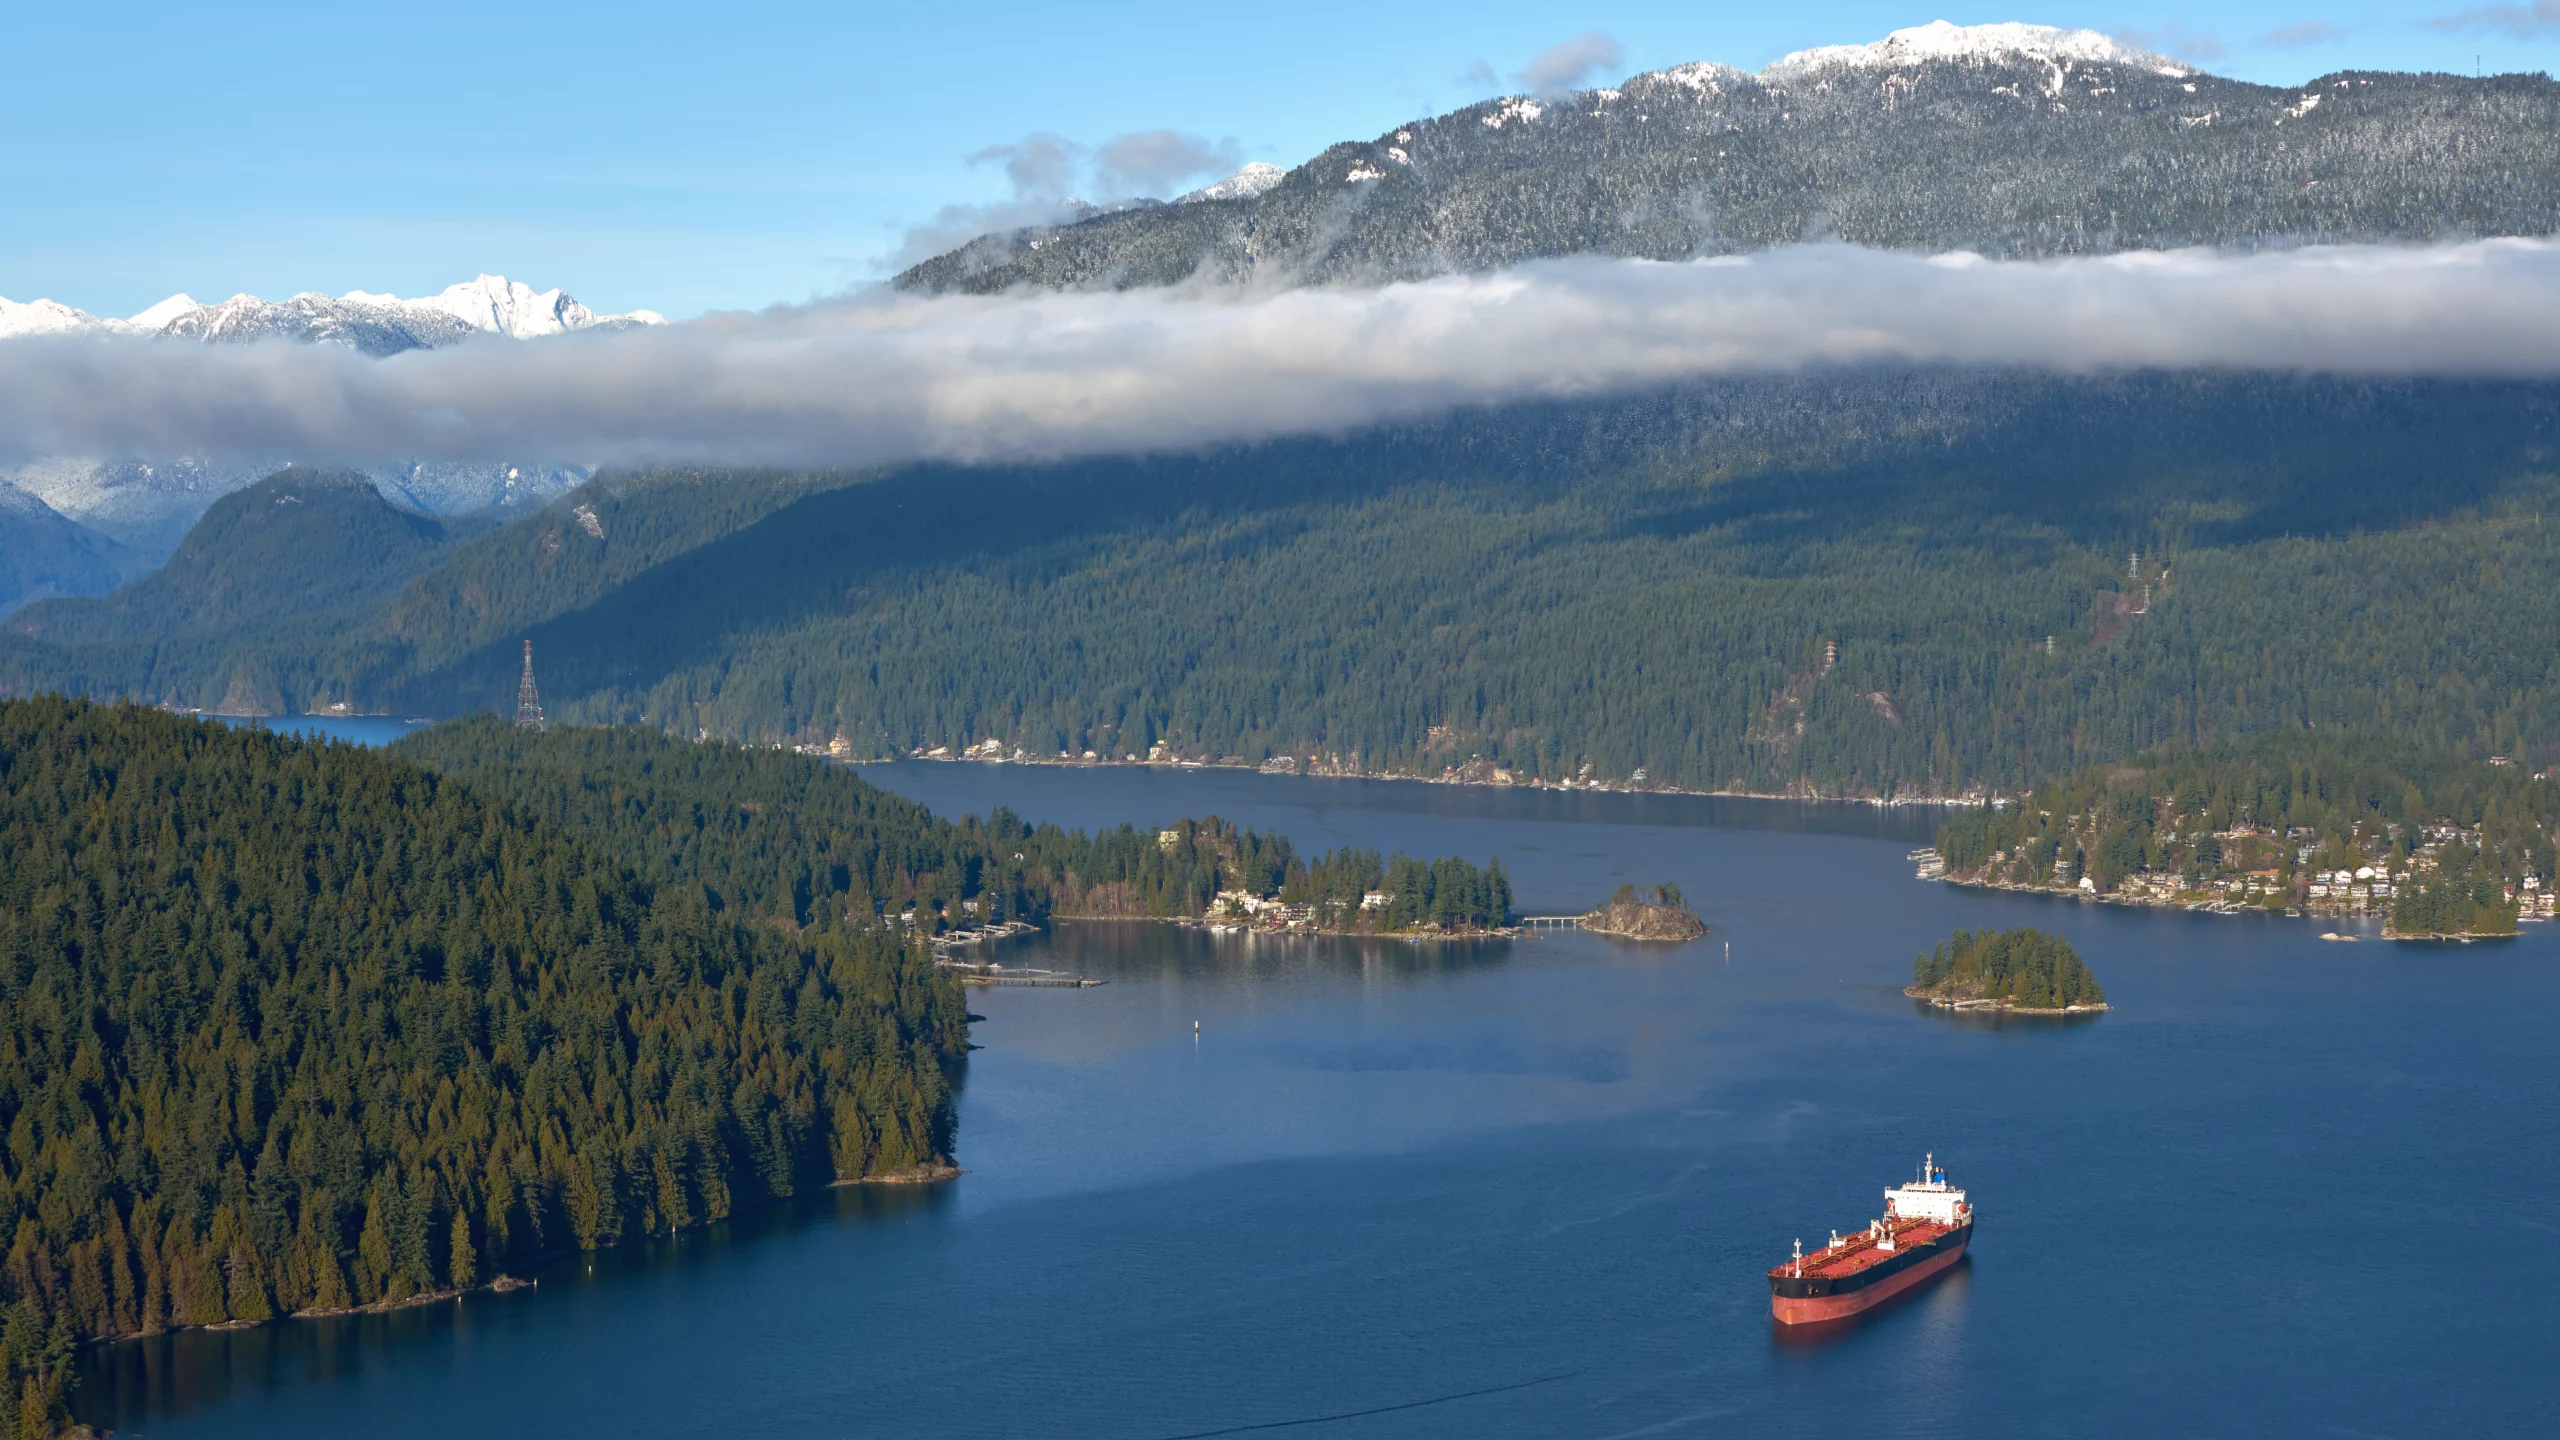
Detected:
[515,641,547,730]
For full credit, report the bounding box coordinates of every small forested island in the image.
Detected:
[1579,884,1709,941]
[1928,735,2555,939]
[1908,927,2108,1013]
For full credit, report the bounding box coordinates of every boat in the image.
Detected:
[1769,1154,1973,1324]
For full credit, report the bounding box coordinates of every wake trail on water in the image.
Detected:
[1144,1369,1585,1438]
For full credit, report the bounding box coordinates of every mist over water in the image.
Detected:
[76,764,2559,1439]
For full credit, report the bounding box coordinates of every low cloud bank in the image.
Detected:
[10,241,2560,471]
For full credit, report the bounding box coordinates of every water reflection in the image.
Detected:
[1906,1001,2107,1033]
[1044,917,1519,986]
[77,1182,951,1429]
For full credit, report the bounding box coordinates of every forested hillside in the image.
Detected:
[394,716,1041,931]
[394,718,1514,934]
[2,468,837,718]
[0,485,139,619]
[1933,732,2558,929]
[0,701,966,1433]
[900,44,2560,293]
[8,471,482,651]
[7,371,2559,796]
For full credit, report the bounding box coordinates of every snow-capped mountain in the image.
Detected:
[1761,20,2191,80]
[900,19,2560,295]
[1178,163,1287,204]
[0,295,107,339]
[0,275,664,354]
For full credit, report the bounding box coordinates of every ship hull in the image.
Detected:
[1769,1222,1971,1325]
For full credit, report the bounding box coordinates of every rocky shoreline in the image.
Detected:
[835,1161,965,1186]
[1576,901,1709,941]
[1905,987,2110,1014]
[1931,872,2282,917]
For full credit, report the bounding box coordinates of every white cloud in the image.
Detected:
[1092,131,1244,199]
[2113,23,2226,62]
[2257,20,2345,47]
[1514,32,1623,97]
[12,241,2560,471]
[2429,2,2560,37]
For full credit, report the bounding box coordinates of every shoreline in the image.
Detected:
[1936,872,2302,919]
[1906,987,2111,1014]
[855,751,1979,808]
[832,1161,966,1186]
[1056,913,1527,942]
[82,1162,963,1350]
[1936,873,2548,933]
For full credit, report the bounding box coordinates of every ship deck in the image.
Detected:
[1769,1216,1961,1281]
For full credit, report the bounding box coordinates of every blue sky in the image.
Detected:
[4,2,2556,319]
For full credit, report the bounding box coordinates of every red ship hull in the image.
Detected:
[1769,1223,1970,1324]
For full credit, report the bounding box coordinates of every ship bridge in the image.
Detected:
[1883,1153,1967,1225]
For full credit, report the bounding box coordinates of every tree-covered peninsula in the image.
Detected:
[0,700,967,1434]
[1909,928,2107,1012]
[1931,733,2556,933]
[393,720,1518,939]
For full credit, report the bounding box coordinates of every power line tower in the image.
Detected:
[514,640,547,730]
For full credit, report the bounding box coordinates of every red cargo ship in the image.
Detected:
[1769,1155,1972,1324]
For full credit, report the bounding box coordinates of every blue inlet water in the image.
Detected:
[211,713,434,747]
[73,763,2560,1438]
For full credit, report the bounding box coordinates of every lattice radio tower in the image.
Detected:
[514,640,547,730]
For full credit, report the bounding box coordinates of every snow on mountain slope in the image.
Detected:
[125,294,202,329]
[0,295,107,339]
[344,275,667,339]
[1179,163,1286,204]
[1763,20,2191,80]
[0,275,662,352]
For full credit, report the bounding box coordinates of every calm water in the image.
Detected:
[211,714,434,746]
[75,763,2559,1438]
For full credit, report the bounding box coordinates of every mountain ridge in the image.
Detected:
[0,273,663,353]
[897,22,2560,294]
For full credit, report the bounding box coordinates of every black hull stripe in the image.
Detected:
[1770,1221,1973,1298]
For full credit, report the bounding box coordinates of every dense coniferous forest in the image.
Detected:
[388,719,1511,935]
[8,372,2560,802]
[1270,845,1515,932]
[392,717,1046,933]
[1910,928,2105,1009]
[0,701,967,1434]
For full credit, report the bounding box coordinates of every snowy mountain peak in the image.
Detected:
[0,295,104,339]
[1764,20,2193,81]
[358,274,667,339]
[126,294,201,329]
[1179,162,1287,204]
[0,276,664,351]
